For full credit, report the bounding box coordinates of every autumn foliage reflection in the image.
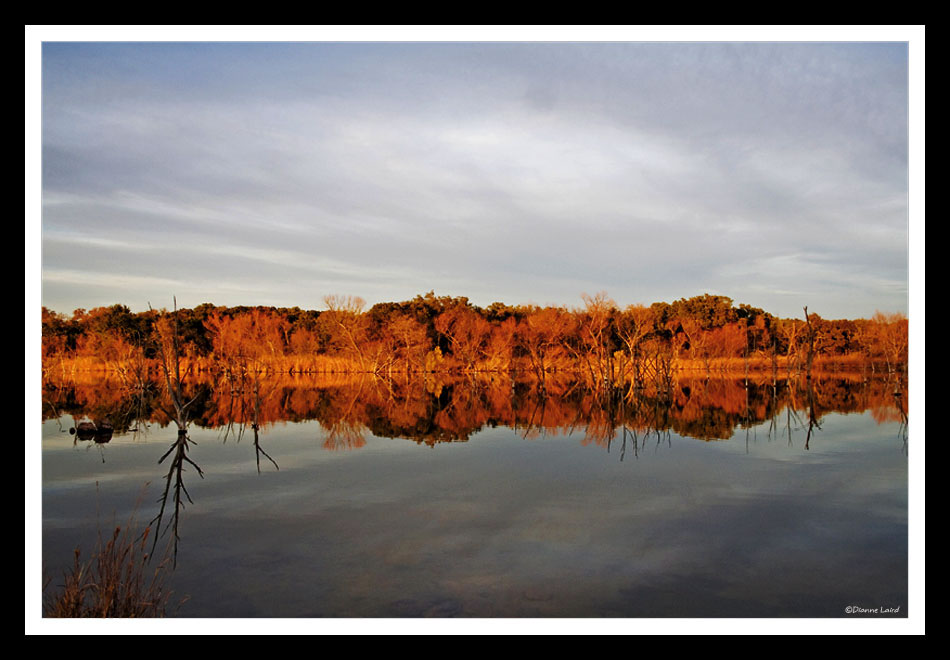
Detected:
[44,370,907,450]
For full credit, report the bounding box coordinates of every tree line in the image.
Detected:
[41,291,909,384]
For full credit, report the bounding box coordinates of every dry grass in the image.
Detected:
[43,519,181,618]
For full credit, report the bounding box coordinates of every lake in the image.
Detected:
[41,373,908,619]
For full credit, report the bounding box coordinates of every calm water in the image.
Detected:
[41,375,908,618]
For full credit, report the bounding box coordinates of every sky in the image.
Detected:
[33,31,916,320]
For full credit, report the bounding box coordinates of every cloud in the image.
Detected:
[40,42,909,318]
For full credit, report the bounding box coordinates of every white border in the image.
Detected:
[25,25,925,636]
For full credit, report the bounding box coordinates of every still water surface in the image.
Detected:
[42,375,908,617]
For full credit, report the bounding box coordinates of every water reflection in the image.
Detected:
[42,371,908,550]
[151,429,202,566]
[149,327,205,567]
[41,371,909,617]
[42,371,908,449]
[245,378,280,473]
[65,418,114,464]
[71,419,113,443]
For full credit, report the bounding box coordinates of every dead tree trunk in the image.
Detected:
[803,306,816,380]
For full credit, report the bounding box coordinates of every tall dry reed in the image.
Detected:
[43,518,182,618]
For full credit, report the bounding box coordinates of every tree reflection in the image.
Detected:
[803,376,823,451]
[893,377,908,455]
[249,380,280,473]
[149,302,204,566]
[213,373,280,472]
[45,371,907,453]
[320,379,368,450]
[151,428,202,567]
[44,369,910,567]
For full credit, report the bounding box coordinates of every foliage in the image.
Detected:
[41,293,909,377]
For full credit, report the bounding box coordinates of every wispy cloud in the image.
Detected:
[40,41,909,318]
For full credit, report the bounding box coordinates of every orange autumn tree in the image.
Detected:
[482,316,519,372]
[575,292,620,390]
[705,323,749,360]
[862,312,909,375]
[385,312,433,373]
[616,304,656,387]
[517,305,578,391]
[434,305,492,373]
[318,295,372,372]
[41,292,908,380]
[204,308,289,375]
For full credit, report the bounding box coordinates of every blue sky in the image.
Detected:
[35,33,915,319]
